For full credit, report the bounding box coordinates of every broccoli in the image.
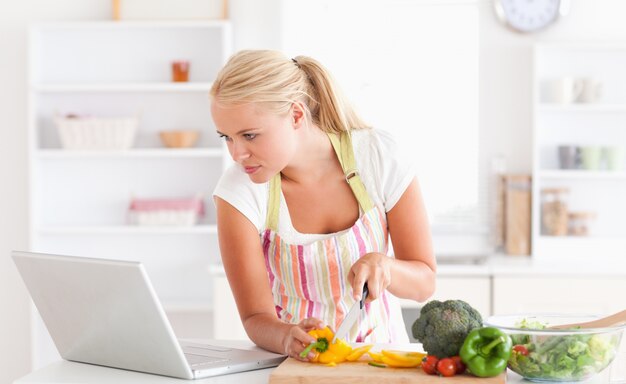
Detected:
[411,299,483,358]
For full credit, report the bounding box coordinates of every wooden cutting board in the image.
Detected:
[269,358,506,384]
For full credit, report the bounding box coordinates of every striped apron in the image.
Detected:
[261,131,408,343]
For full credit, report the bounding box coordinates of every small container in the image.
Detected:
[128,196,205,226]
[580,146,602,170]
[568,211,597,236]
[171,60,190,82]
[55,114,138,150]
[540,188,569,236]
[159,130,200,148]
[603,146,625,171]
[558,145,581,170]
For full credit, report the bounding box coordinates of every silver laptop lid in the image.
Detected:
[12,251,194,379]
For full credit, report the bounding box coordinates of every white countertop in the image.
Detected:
[14,340,617,384]
[11,361,604,384]
[437,254,626,277]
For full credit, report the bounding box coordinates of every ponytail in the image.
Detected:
[210,50,369,133]
[293,55,369,133]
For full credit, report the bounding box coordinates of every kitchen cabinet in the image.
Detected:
[28,21,231,368]
[493,276,626,315]
[532,43,626,262]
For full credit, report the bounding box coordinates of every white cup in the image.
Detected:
[578,77,603,103]
[603,146,625,171]
[580,146,602,170]
[549,77,584,104]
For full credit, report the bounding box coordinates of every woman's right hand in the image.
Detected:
[283,317,325,361]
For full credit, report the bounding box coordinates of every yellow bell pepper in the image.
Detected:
[299,326,353,364]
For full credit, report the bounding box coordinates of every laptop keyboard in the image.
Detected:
[184,352,229,367]
[181,343,231,368]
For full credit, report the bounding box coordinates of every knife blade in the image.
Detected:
[332,284,369,343]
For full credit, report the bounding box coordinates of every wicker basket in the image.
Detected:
[55,116,139,150]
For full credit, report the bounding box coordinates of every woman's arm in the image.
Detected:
[215,197,322,358]
[348,178,436,303]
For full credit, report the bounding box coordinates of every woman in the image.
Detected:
[210,50,435,360]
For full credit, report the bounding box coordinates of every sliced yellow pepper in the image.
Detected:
[380,355,422,368]
[367,351,385,363]
[380,350,427,365]
[345,344,373,362]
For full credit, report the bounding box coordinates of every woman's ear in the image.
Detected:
[291,102,306,128]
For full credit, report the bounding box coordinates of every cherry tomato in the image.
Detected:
[451,356,466,375]
[421,355,439,375]
[437,357,457,377]
[513,344,529,356]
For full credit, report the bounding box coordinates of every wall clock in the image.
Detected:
[494,0,571,33]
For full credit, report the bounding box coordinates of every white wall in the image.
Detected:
[3,0,626,382]
[0,2,111,382]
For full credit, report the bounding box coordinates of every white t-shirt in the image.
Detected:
[213,128,415,245]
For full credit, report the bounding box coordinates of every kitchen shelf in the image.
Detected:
[37,148,224,159]
[36,225,217,235]
[532,42,626,262]
[32,82,213,93]
[35,20,229,30]
[537,170,626,180]
[537,104,626,113]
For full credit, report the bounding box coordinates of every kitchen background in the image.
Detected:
[2,0,626,383]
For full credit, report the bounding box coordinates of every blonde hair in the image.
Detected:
[209,50,369,133]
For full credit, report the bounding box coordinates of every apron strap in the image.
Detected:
[265,130,374,231]
[265,174,281,231]
[328,131,374,213]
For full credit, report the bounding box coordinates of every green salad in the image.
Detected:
[508,319,620,381]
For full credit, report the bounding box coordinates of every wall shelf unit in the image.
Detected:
[38,148,224,158]
[33,82,214,93]
[28,20,231,368]
[532,43,626,262]
[537,104,626,113]
[537,170,626,180]
[36,225,218,235]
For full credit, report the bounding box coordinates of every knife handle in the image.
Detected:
[360,284,369,309]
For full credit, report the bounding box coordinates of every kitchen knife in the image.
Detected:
[332,284,369,343]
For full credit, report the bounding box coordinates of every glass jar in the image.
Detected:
[171,60,190,82]
[541,188,569,236]
[568,211,596,236]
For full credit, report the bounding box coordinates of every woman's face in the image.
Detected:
[211,102,298,184]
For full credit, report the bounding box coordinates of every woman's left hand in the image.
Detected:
[347,252,391,303]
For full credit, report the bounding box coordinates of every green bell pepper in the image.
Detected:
[460,326,513,377]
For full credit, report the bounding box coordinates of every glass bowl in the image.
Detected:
[484,314,625,382]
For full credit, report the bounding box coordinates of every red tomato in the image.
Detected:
[421,355,439,375]
[451,356,466,375]
[513,345,529,356]
[437,357,457,377]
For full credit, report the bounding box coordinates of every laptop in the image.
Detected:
[12,250,287,379]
